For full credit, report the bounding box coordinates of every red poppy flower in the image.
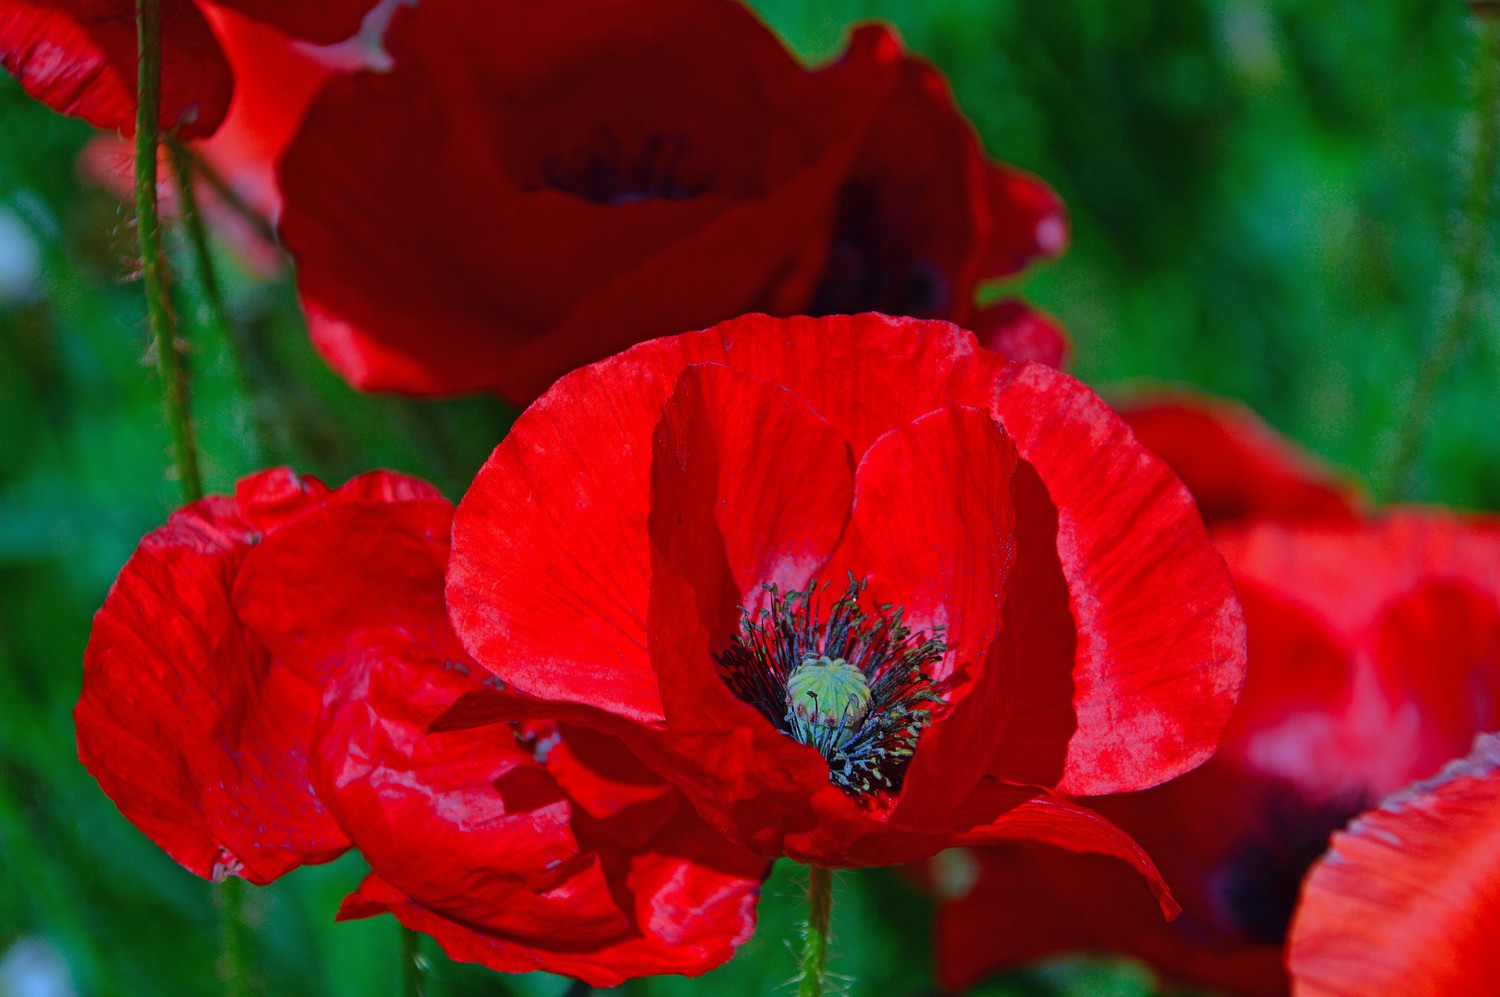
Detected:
[0,0,379,138]
[77,467,446,883]
[1289,732,1500,996]
[446,313,1246,882]
[276,0,1067,400]
[926,401,1500,996]
[1119,393,1362,529]
[76,1,396,273]
[972,298,1071,369]
[78,467,768,983]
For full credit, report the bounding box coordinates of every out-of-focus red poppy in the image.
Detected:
[1289,732,1500,997]
[446,313,1245,883]
[78,467,768,984]
[972,298,1071,370]
[928,397,1500,997]
[0,0,378,138]
[1120,393,1362,529]
[76,1,406,273]
[276,0,1068,400]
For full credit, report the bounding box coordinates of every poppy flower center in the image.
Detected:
[715,578,946,800]
[1214,789,1369,945]
[807,180,950,318]
[539,130,710,205]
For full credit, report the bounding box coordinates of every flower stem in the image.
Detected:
[799,865,833,997]
[167,140,272,465]
[1382,14,1500,499]
[215,877,253,997]
[401,927,426,997]
[138,1,248,991]
[135,0,202,504]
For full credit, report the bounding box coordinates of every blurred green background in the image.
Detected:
[0,1,1495,995]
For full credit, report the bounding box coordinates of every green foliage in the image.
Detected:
[0,2,1495,995]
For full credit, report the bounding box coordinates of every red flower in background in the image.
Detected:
[972,298,1071,370]
[77,468,766,984]
[0,0,380,138]
[276,0,1067,400]
[446,314,1245,880]
[77,4,342,274]
[1121,393,1362,528]
[928,397,1500,997]
[1289,732,1500,996]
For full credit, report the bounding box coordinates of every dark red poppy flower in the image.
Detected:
[929,509,1500,996]
[1289,732,1500,996]
[1119,393,1362,529]
[0,0,379,138]
[78,467,767,983]
[277,0,1067,400]
[446,313,1245,883]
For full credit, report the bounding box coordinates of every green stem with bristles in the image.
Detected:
[138,1,251,992]
[1381,15,1500,499]
[167,139,271,465]
[799,865,833,997]
[135,0,202,503]
[215,877,253,997]
[401,927,427,997]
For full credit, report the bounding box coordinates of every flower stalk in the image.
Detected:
[135,0,202,504]
[401,927,426,997]
[1382,14,1500,498]
[799,865,834,997]
[167,140,272,466]
[138,0,246,990]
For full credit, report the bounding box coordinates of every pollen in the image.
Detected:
[715,577,947,801]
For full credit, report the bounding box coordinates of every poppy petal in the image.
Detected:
[76,475,348,883]
[989,363,1247,795]
[845,405,1018,823]
[952,784,1176,917]
[1119,393,1361,528]
[318,633,766,985]
[0,0,231,136]
[74,467,445,884]
[233,493,457,678]
[210,0,378,46]
[972,298,1071,369]
[644,361,870,859]
[1289,733,1500,996]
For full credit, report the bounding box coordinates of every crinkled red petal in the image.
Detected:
[1119,393,1361,528]
[844,406,1017,825]
[448,315,994,723]
[317,634,766,985]
[972,297,1071,369]
[1289,733,1500,997]
[989,363,1247,795]
[1,0,231,136]
[75,467,443,883]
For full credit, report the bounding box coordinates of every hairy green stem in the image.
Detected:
[179,143,282,250]
[215,877,254,997]
[799,865,833,997]
[1382,16,1500,498]
[167,140,272,465]
[401,927,427,997]
[139,1,249,992]
[135,0,202,504]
